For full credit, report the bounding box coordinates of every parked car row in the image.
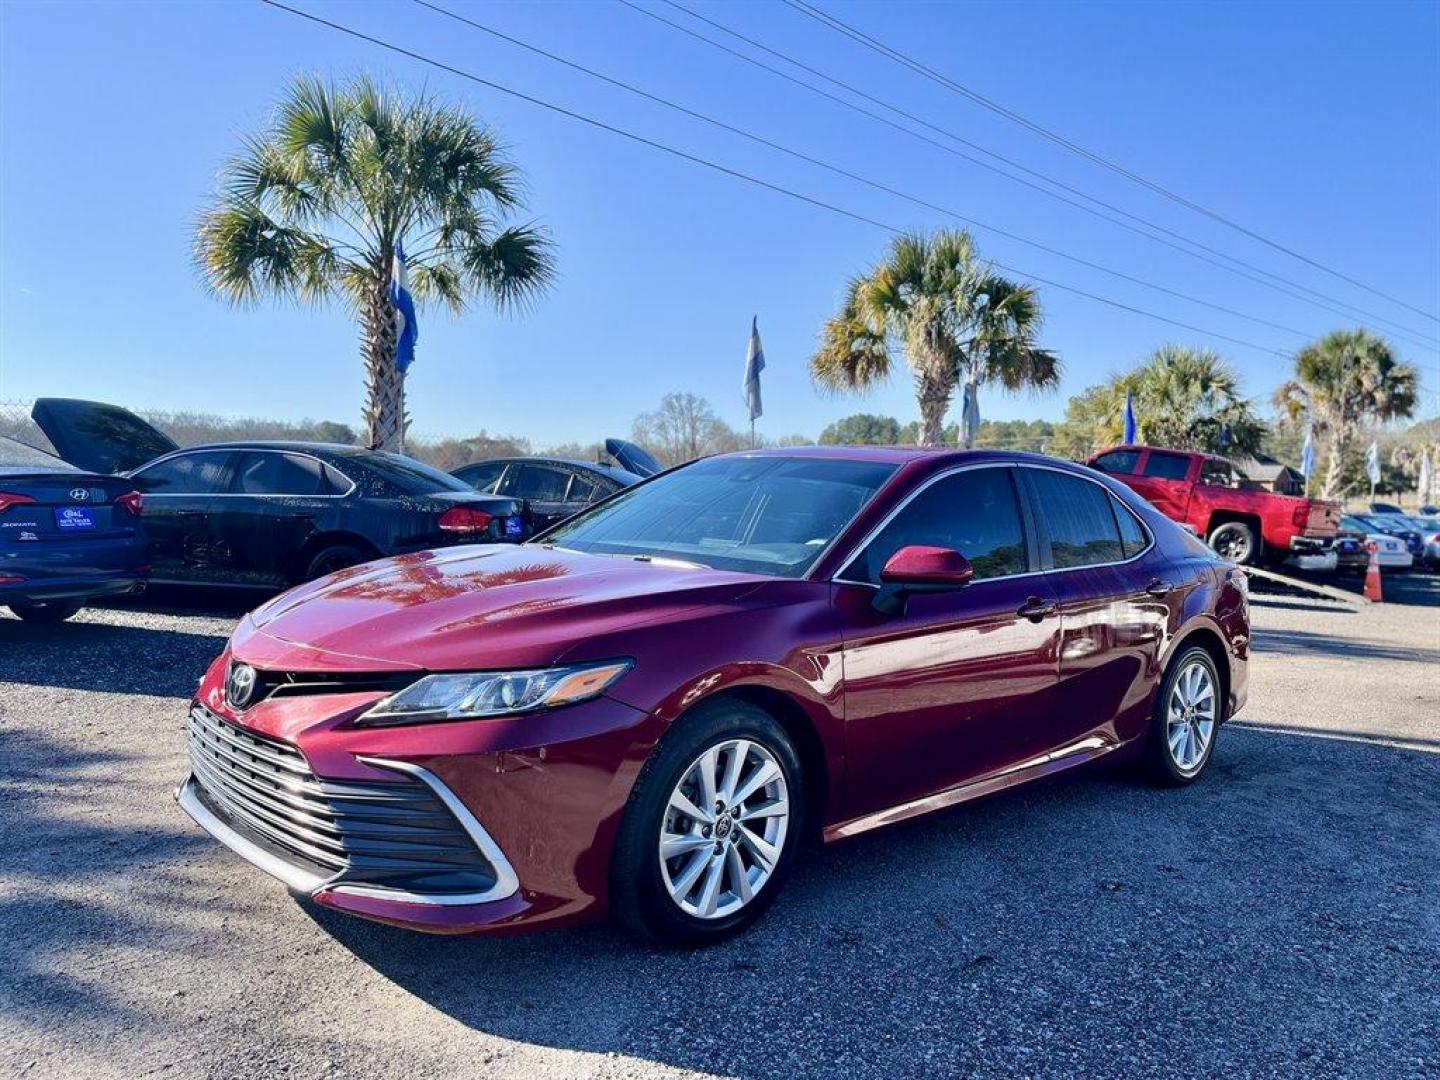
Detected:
[1087,444,1438,574]
[3,400,538,621]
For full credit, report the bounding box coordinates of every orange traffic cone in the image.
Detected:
[1363,541,1384,603]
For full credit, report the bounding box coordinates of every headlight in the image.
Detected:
[356,660,632,726]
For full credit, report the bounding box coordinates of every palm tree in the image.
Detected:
[810,230,1057,447]
[1274,330,1417,498]
[1126,345,1266,455]
[195,76,555,451]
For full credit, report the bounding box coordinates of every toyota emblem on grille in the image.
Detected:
[227,661,257,709]
[69,487,90,501]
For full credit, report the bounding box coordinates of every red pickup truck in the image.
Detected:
[1086,445,1341,565]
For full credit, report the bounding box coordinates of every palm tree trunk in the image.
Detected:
[362,276,407,452]
[915,366,956,447]
[1321,425,1347,499]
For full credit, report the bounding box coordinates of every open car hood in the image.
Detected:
[605,438,662,478]
[31,398,179,475]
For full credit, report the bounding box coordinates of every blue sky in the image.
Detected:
[2,0,1436,446]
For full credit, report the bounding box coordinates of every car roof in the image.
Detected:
[709,445,1079,468]
[458,456,642,483]
[159,441,371,457]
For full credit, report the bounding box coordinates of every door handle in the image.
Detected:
[1017,596,1057,622]
[1145,578,1174,597]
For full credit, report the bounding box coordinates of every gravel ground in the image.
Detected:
[1,576,1437,1080]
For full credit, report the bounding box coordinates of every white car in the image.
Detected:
[1340,516,1413,569]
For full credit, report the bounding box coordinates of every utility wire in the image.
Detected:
[785,0,1440,325]
[412,0,1316,341]
[256,0,1296,358]
[631,0,1437,351]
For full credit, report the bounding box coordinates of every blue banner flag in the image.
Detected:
[743,316,765,422]
[1300,426,1316,478]
[392,243,419,375]
[1123,390,1138,444]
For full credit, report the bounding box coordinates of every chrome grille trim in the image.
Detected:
[182,704,518,904]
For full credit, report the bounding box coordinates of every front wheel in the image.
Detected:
[1141,646,1222,786]
[7,599,84,623]
[610,700,805,946]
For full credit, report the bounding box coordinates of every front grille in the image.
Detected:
[186,704,498,894]
[243,668,421,707]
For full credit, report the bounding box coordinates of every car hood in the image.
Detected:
[232,544,766,672]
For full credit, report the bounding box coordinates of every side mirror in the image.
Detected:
[873,545,974,615]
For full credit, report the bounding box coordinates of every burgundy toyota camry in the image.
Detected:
[178,448,1249,945]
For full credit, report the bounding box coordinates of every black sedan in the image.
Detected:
[453,439,660,531]
[1,434,149,621]
[31,399,529,590]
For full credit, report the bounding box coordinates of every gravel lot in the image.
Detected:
[2,574,1437,1080]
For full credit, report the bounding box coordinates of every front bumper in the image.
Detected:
[176,659,660,934]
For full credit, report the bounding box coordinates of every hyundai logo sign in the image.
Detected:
[226,661,258,709]
[69,488,90,501]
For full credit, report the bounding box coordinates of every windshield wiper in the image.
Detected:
[627,554,708,569]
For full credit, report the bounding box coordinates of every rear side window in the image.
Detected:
[510,464,571,501]
[458,461,507,494]
[1027,469,1125,568]
[568,474,597,502]
[848,467,1027,584]
[1143,452,1191,480]
[1112,497,1150,558]
[1092,449,1140,475]
[232,452,332,496]
[134,452,233,495]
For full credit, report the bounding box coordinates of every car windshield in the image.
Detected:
[540,455,897,577]
[361,451,474,495]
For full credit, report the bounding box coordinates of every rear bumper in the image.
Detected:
[1284,549,1337,572]
[0,569,147,604]
[1287,535,1334,554]
[1,533,149,604]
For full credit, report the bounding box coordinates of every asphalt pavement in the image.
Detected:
[1,576,1436,1079]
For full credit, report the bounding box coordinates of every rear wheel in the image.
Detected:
[7,599,84,623]
[610,700,804,947]
[1208,520,1259,565]
[303,543,370,582]
[1141,646,1222,786]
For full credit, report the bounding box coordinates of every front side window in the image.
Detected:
[544,456,896,578]
[1027,469,1126,569]
[1143,452,1191,481]
[1092,449,1140,475]
[133,452,234,495]
[845,467,1028,584]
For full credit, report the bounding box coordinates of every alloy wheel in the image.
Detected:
[658,738,790,920]
[1166,659,1217,774]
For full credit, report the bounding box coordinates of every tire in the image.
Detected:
[1141,645,1223,786]
[1207,520,1259,565]
[303,543,370,582]
[610,699,806,947]
[7,599,84,623]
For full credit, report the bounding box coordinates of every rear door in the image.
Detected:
[128,451,236,582]
[1131,450,1196,522]
[210,451,350,587]
[832,465,1062,819]
[1019,467,1171,751]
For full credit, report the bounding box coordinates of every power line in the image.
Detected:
[412,0,1317,342]
[785,0,1440,326]
[628,0,1438,352]
[255,0,1298,359]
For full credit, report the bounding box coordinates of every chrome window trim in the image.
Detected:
[829,460,1154,589]
[138,447,357,499]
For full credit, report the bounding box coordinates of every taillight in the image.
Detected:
[115,490,144,517]
[1292,504,1310,527]
[438,507,494,533]
[0,492,37,514]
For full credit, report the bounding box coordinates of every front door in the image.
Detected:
[211,451,343,586]
[1130,450,1195,521]
[129,451,236,582]
[832,465,1061,820]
